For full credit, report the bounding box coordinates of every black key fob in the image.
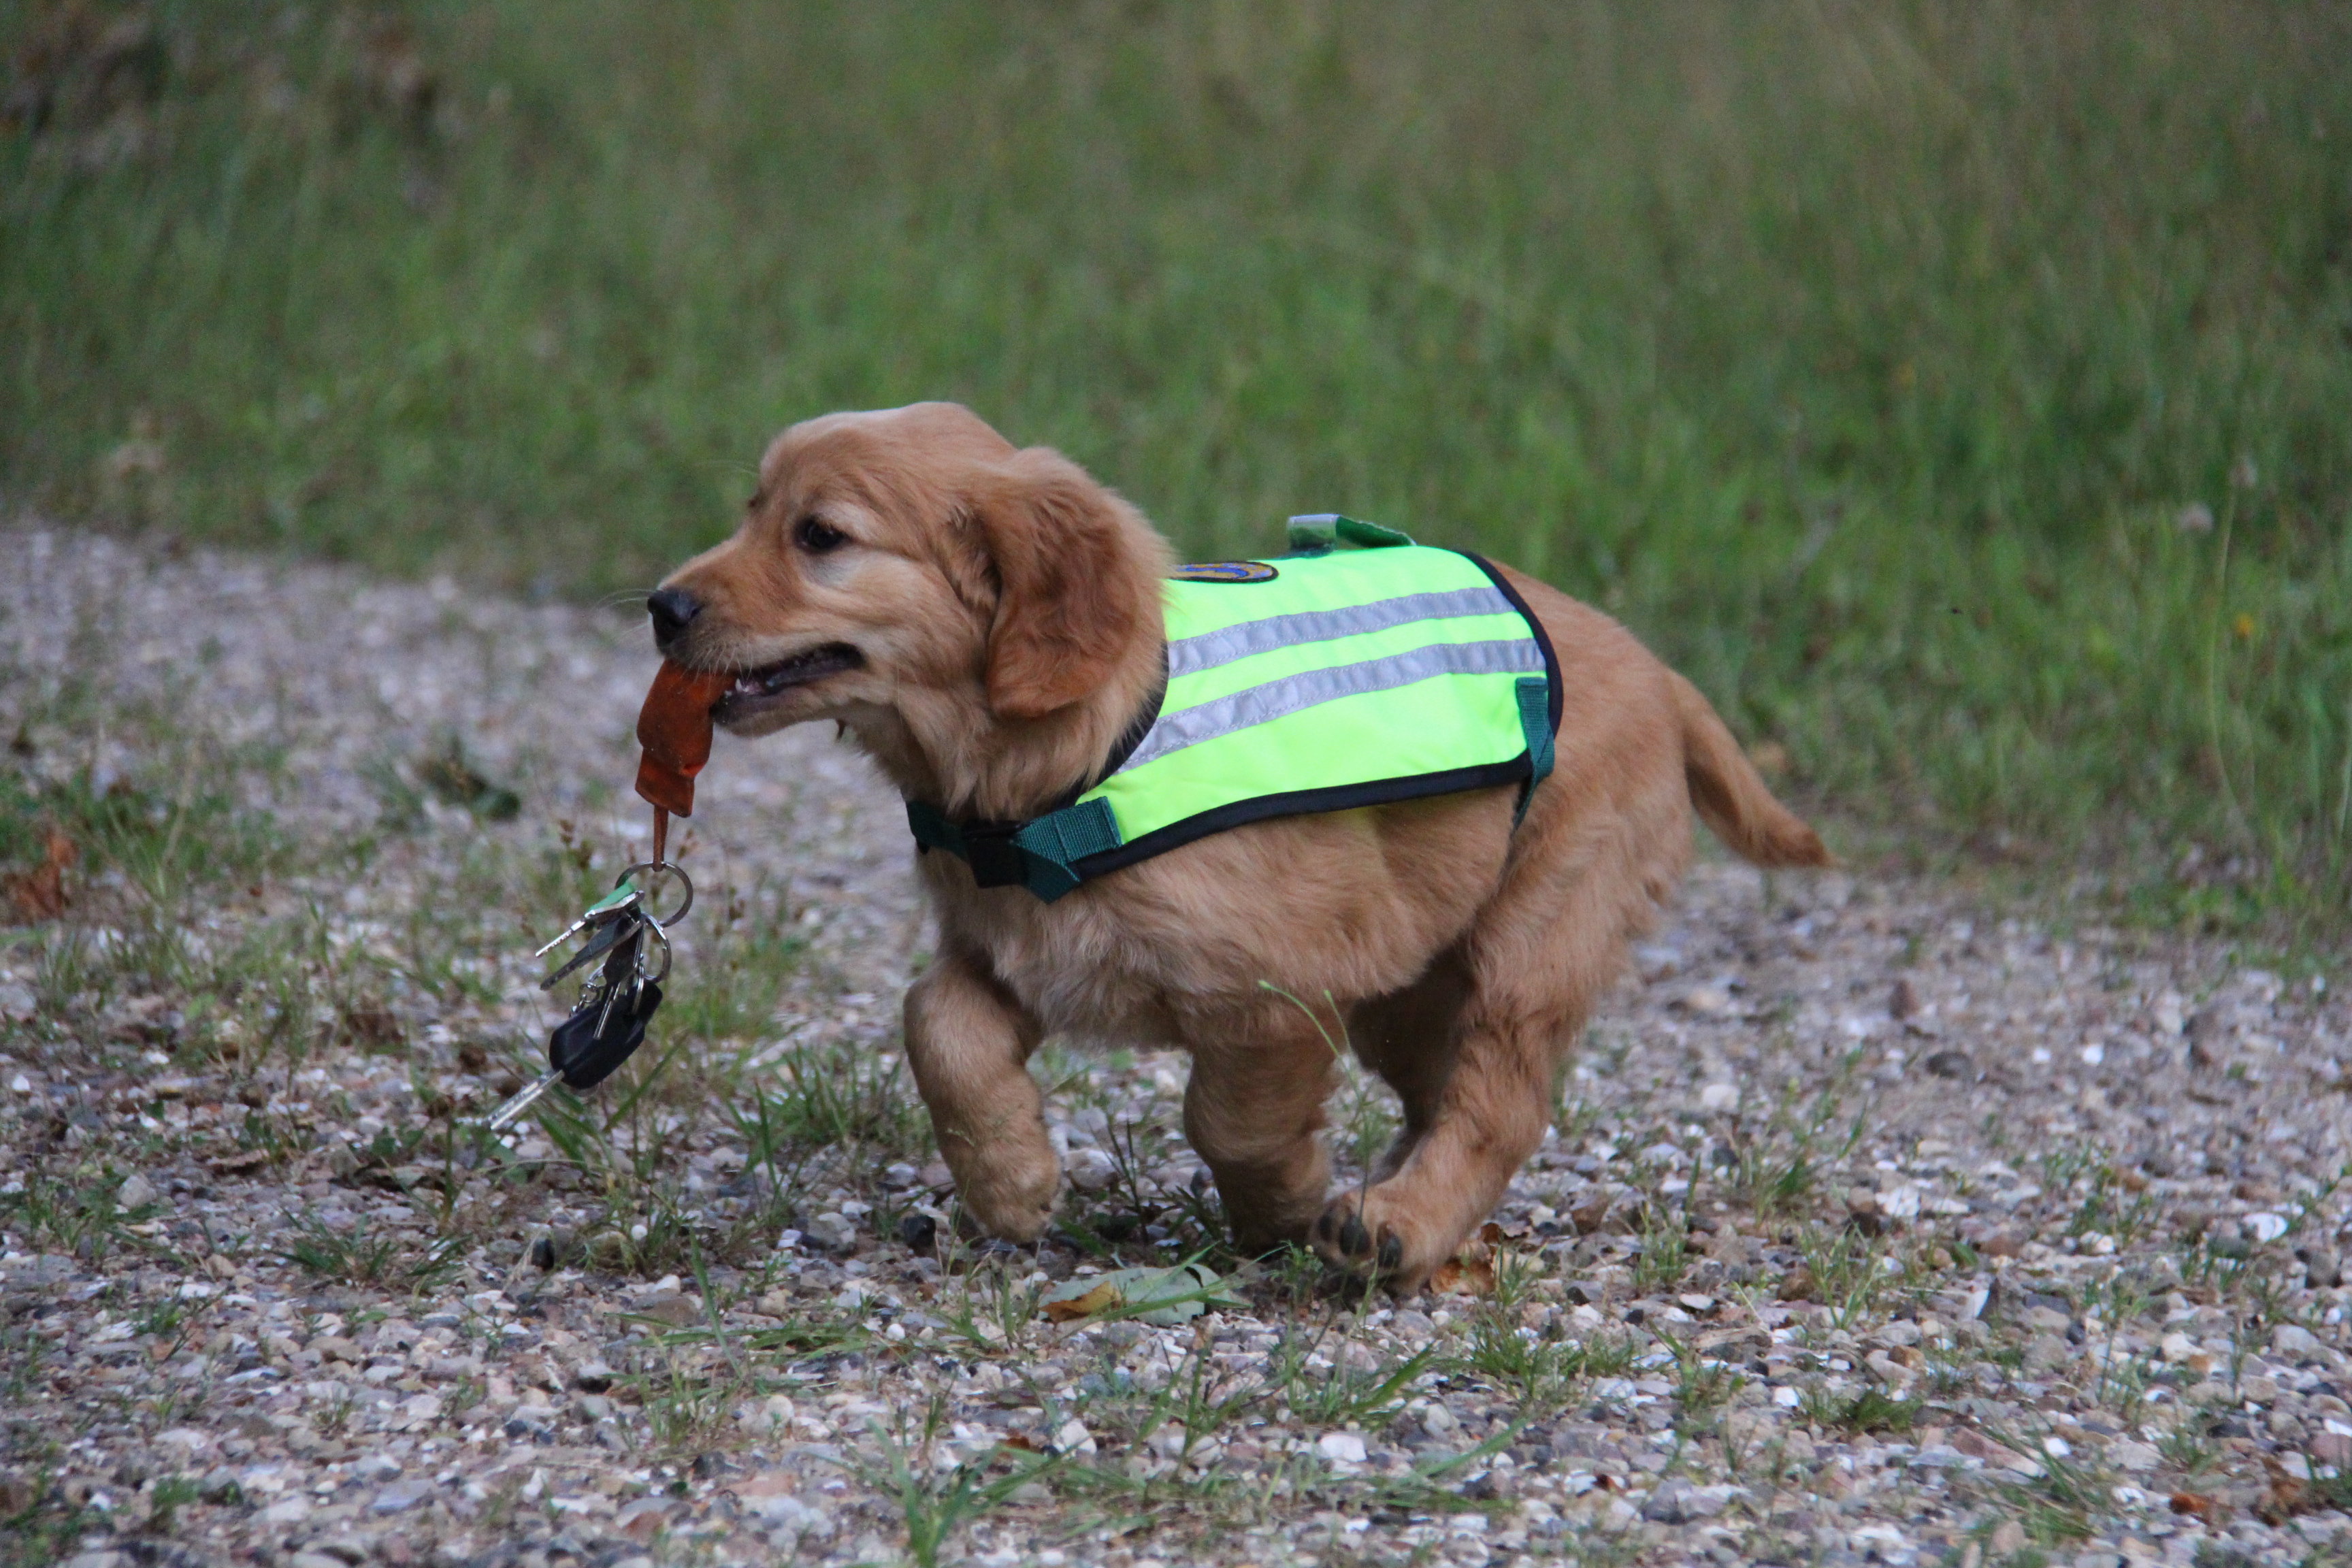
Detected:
[548,933,663,1090]
[547,979,662,1089]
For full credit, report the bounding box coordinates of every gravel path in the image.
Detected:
[2,527,2349,1568]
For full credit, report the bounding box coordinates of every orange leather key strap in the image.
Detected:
[634,663,730,817]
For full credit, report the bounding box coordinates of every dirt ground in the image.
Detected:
[2,526,2349,1568]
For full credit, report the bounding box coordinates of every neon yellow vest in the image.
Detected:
[908,517,1561,900]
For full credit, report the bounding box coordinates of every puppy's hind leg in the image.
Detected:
[1181,1007,1343,1256]
[904,949,1059,1243]
[1318,822,1665,1290]
[1346,946,1471,1182]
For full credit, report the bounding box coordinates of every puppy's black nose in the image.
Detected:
[646,587,701,651]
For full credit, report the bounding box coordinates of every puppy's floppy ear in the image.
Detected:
[964,446,1146,721]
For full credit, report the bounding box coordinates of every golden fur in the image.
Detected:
[657,402,1828,1290]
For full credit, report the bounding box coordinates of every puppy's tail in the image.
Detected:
[1670,672,1833,868]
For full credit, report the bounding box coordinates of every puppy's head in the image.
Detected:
[651,402,1160,763]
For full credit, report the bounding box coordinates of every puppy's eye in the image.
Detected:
[794,516,848,554]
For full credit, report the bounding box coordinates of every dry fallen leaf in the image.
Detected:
[1430,1227,1505,1295]
[1428,1256,1495,1295]
[1038,1263,1236,1326]
[1041,1281,1123,1323]
[3,826,75,922]
[1569,1192,1615,1233]
[2169,1491,2222,1521]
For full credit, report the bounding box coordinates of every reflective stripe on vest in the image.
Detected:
[906,532,1561,901]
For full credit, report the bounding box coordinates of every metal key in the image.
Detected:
[485,1066,566,1133]
[538,904,644,990]
[532,877,645,959]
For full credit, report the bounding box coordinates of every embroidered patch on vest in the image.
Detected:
[1169,560,1279,583]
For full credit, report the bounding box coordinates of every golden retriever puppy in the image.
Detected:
[649,402,1827,1290]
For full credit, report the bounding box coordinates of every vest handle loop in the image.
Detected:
[1285,514,1416,552]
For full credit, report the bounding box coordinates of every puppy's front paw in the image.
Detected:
[1311,1186,1454,1293]
[945,1140,1060,1243]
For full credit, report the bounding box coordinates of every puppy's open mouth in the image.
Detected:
[712,643,863,717]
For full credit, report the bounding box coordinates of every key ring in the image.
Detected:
[614,860,693,926]
[637,913,674,987]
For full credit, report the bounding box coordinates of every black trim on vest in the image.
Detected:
[1062,756,1539,883]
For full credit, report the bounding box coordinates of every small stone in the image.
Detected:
[1925,1049,1975,1079]
[1889,977,1921,1019]
[1065,1146,1117,1192]
[572,1360,614,1393]
[897,1211,938,1252]
[647,1295,699,1327]
[2272,1324,2324,1362]
[116,1173,157,1210]
[371,1478,432,1514]
[804,1211,855,1249]
[2301,1247,2344,1289]
[1641,1478,1697,1523]
[1698,1082,1738,1113]
[1316,1432,1367,1464]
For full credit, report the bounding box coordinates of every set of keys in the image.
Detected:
[483,850,691,1133]
[484,658,731,1136]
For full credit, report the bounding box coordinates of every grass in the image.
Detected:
[1801,1385,1923,1438]
[4,3,2352,931]
[276,1211,461,1289]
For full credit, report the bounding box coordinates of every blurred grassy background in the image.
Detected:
[5,1,2351,934]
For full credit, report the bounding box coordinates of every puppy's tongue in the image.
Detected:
[635,662,731,817]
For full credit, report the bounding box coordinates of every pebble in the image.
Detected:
[1316,1433,1367,1464]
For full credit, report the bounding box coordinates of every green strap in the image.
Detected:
[1512,674,1555,829]
[905,797,1122,903]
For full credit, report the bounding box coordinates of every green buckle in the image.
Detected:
[904,797,1122,902]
